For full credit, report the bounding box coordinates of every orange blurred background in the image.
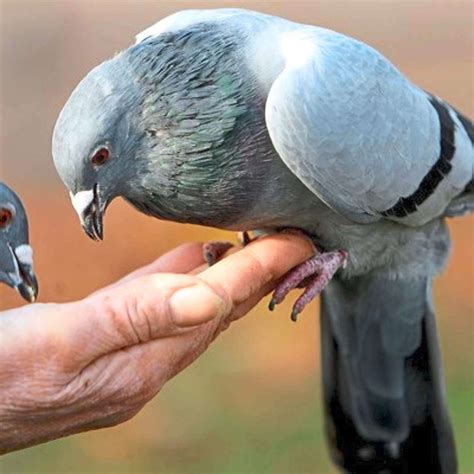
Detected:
[0,1,473,473]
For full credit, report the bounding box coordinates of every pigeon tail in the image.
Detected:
[320,275,457,473]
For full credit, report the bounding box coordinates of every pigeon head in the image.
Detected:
[53,31,253,239]
[52,56,145,240]
[0,182,38,302]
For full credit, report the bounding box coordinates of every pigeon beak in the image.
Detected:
[70,185,104,241]
[8,244,39,303]
[16,265,39,303]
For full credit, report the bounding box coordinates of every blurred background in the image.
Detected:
[0,1,472,473]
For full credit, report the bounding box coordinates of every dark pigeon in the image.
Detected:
[0,182,38,302]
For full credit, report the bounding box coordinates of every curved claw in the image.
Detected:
[290,308,300,322]
[268,250,348,321]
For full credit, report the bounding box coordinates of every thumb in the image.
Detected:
[70,273,229,364]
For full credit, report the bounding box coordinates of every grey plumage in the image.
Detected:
[321,275,456,473]
[0,182,38,302]
[52,9,473,473]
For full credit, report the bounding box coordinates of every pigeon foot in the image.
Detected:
[202,232,255,266]
[268,250,348,321]
[202,241,233,266]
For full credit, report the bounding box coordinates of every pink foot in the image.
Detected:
[269,250,348,321]
[202,241,233,266]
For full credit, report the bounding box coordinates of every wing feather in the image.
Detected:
[265,28,472,225]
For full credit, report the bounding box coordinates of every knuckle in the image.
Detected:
[245,248,274,283]
[100,285,162,345]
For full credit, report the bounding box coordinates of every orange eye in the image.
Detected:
[91,147,110,166]
[0,208,13,228]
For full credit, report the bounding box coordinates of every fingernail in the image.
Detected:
[169,284,227,327]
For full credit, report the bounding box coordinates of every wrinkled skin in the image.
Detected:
[0,234,313,454]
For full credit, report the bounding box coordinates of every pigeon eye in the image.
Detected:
[0,208,13,228]
[91,147,110,166]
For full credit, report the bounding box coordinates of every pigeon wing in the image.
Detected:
[265,28,473,225]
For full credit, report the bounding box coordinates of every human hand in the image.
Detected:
[0,233,313,454]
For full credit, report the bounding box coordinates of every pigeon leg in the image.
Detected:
[269,250,348,321]
[202,241,233,266]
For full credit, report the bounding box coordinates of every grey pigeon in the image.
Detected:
[0,182,38,302]
[52,9,473,473]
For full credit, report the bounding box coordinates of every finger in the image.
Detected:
[89,252,303,401]
[93,242,205,295]
[182,232,315,326]
[67,272,225,365]
[65,320,221,428]
[63,233,313,366]
[187,246,241,276]
[120,242,206,279]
